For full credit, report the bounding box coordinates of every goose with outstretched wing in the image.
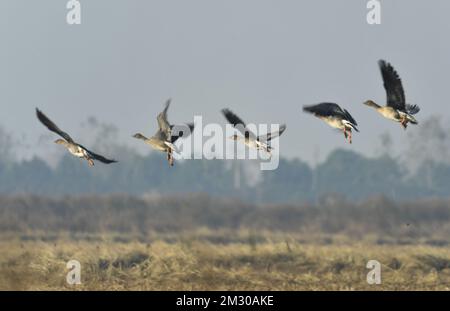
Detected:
[303,102,359,144]
[221,108,286,155]
[133,99,194,166]
[36,108,117,166]
[364,60,420,129]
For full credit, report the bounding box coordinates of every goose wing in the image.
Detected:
[157,99,172,134]
[378,60,406,111]
[221,108,256,139]
[36,108,75,143]
[78,144,117,164]
[303,102,346,119]
[343,109,358,126]
[406,104,420,115]
[170,123,195,143]
[257,124,286,142]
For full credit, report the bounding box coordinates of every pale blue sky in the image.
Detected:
[1,0,449,164]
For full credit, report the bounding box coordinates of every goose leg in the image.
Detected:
[167,151,174,167]
[401,119,407,130]
[400,116,408,130]
[86,157,95,167]
[343,128,350,143]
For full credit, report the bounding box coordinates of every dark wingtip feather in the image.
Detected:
[302,105,314,113]
[101,159,118,164]
[378,59,392,72]
[378,59,392,75]
[406,104,420,115]
[187,122,195,132]
[35,108,50,127]
[378,59,387,67]
[101,160,118,164]
[221,108,231,115]
[95,156,118,164]
[36,107,44,119]
[221,108,245,127]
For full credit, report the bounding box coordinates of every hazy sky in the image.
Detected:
[1,0,449,164]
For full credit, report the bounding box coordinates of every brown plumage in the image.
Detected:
[364,60,420,129]
[36,108,117,166]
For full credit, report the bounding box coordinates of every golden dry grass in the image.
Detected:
[1,230,450,290]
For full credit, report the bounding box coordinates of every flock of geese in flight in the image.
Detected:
[36,60,421,167]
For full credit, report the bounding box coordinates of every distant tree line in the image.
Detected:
[1,116,450,203]
[1,194,450,242]
[0,148,450,203]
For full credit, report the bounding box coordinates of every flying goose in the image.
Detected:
[364,60,420,129]
[36,108,117,166]
[133,99,194,166]
[221,108,286,155]
[303,102,359,144]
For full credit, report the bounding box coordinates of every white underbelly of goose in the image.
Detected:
[69,147,87,158]
[378,107,400,121]
[322,117,344,130]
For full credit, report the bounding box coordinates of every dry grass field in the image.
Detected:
[1,230,450,290]
[1,195,450,290]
